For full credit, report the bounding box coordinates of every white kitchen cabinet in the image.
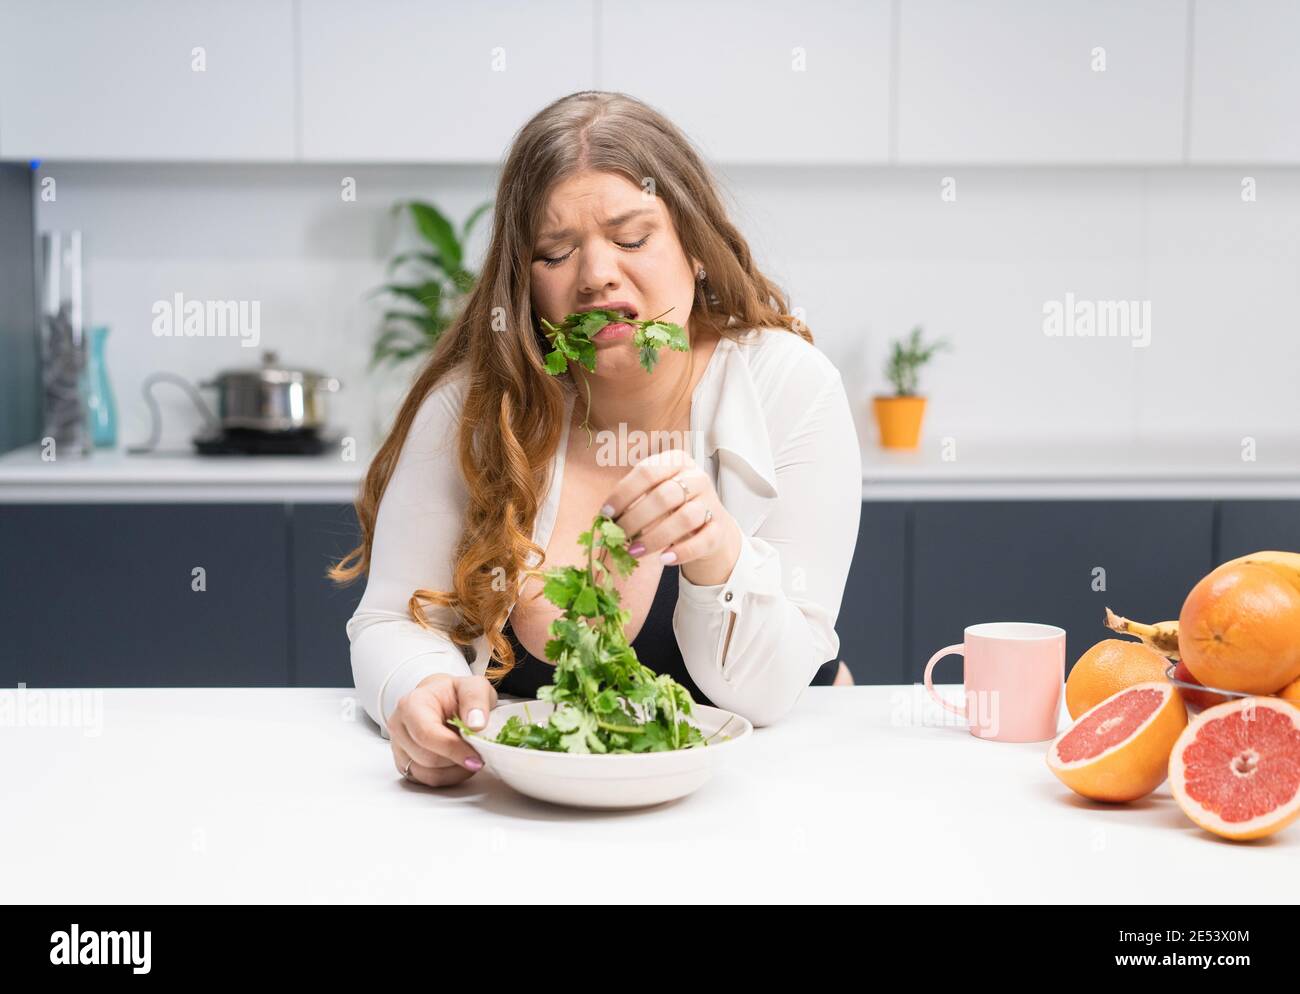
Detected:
[897,0,1188,163]
[299,0,595,162]
[1189,0,1300,163]
[0,0,296,161]
[599,0,891,164]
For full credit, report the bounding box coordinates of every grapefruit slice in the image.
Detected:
[1169,696,1300,841]
[1047,682,1187,802]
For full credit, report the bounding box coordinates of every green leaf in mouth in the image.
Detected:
[539,307,688,376]
[538,307,690,446]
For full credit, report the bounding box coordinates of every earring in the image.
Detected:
[696,267,707,282]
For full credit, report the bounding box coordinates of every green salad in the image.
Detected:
[448,512,731,754]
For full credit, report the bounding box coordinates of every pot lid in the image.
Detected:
[212,350,336,386]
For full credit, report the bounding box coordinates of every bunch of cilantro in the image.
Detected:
[449,514,709,754]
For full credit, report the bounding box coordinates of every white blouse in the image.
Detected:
[347,326,863,738]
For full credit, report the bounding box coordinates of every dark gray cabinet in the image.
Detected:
[905,501,1215,683]
[4,498,1296,690]
[0,503,291,687]
[291,503,365,688]
[835,502,907,684]
[1217,501,1300,561]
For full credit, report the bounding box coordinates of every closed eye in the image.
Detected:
[539,234,650,269]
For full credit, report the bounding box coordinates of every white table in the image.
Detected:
[1,686,1292,903]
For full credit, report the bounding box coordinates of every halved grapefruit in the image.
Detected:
[1047,682,1187,802]
[1168,696,1300,841]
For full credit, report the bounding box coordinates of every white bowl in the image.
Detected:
[456,699,753,809]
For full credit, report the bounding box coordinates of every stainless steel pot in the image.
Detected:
[200,350,341,432]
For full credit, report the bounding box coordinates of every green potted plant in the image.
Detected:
[367,198,491,439]
[872,325,950,450]
[370,198,493,370]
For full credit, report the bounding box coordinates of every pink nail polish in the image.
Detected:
[628,542,645,557]
[660,551,677,564]
[464,756,483,771]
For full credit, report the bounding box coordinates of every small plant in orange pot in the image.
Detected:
[873,325,950,450]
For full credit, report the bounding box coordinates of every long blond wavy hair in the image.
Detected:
[329,90,813,683]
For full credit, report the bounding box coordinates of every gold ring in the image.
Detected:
[403,757,416,781]
[674,477,691,501]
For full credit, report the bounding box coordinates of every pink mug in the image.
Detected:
[923,622,1066,742]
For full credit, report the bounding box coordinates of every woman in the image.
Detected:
[332,91,862,788]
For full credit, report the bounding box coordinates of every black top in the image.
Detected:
[495,562,839,706]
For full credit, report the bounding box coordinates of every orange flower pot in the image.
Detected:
[872,395,927,450]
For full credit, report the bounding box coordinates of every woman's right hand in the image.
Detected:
[390,673,497,787]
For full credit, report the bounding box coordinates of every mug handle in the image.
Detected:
[923,643,967,718]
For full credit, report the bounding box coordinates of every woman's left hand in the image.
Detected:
[600,449,742,586]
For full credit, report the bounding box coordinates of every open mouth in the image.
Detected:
[580,304,638,320]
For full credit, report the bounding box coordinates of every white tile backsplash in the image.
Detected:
[32,161,1300,452]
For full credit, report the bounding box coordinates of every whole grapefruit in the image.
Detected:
[1179,563,1300,695]
[1065,639,1171,720]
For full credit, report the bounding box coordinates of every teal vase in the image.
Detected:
[85,325,118,448]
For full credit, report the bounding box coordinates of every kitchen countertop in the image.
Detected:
[0,433,1298,502]
[0,685,1291,903]
[0,444,367,502]
[860,433,1300,499]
